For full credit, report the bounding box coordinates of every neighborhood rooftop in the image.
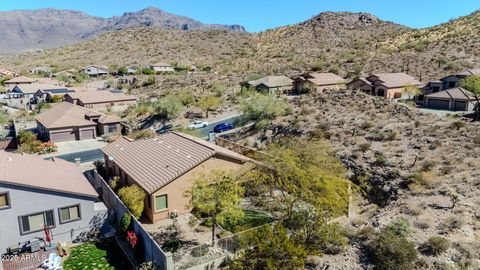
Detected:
[370,73,424,88]
[14,84,70,94]
[4,76,35,84]
[102,132,250,194]
[247,75,293,87]
[0,151,97,198]
[305,72,347,85]
[425,87,475,100]
[67,90,137,104]
[36,102,122,128]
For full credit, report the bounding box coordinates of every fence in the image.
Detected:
[85,170,173,270]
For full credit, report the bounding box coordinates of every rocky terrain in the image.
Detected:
[1,10,479,81]
[239,91,480,269]
[0,7,244,52]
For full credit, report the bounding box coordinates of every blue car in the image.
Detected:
[213,122,235,133]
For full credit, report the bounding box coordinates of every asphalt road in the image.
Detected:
[197,114,242,137]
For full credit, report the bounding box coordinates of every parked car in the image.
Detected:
[187,120,208,129]
[155,124,174,134]
[213,122,235,133]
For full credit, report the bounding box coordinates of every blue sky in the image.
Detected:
[0,0,479,32]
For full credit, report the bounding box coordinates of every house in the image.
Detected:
[29,66,51,75]
[424,87,476,111]
[34,87,76,103]
[293,72,347,94]
[64,91,137,109]
[53,70,75,79]
[0,68,19,78]
[0,151,104,254]
[439,69,480,90]
[102,132,251,222]
[348,73,424,99]
[126,67,139,75]
[242,75,294,95]
[149,63,175,73]
[36,102,123,142]
[4,83,67,109]
[4,76,35,91]
[83,66,109,77]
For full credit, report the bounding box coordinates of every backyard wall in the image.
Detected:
[85,170,173,270]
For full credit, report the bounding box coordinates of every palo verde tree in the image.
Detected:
[460,75,480,121]
[239,92,289,128]
[188,170,244,246]
[154,94,184,123]
[196,96,222,118]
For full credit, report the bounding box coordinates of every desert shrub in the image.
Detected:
[420,160,436,172]
[118,185,146,219]
[387,218,411,236]
[357,143,371,152]
[142,68,155,75]
[367,229,418,270]
[374,151,388,166]
[473,135,480,145]
[421,236,450,255]
[191,244,209,257]
[360,121,373,130]
[450,121,465,130]
[440,215,464,232]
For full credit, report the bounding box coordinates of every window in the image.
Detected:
[432,86,440,93]
[0,192,10,210]
[108,124,117,133]
[19,210,55,235]
[377,89,385,97]
[448,81,456,88]
[155,194,168,211]
[58,205,81,224]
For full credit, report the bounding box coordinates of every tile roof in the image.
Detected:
[66,91,137,104]
[305,73,347,86]
[370,73,424,88]
[425,87,475,101]
[247,76,293,88]
[36,102,122,129]
[102,132,250,194]
[14,84,69,94]
[0,151,97,198]
[4,76,34,84]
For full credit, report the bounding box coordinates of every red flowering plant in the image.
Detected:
[126,231,138,248]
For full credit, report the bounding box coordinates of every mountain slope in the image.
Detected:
[0,7,245,52]
[1,10,479,81]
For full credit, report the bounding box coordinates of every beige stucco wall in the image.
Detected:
[147,155,245,222]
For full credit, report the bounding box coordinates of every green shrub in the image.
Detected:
[422,236,449,255]
[357,143,371,152]
[450,121,466,130]
[191,244,209,257]
[368,229,418,270]
[120,213,132,235]
[118,185,146,219]
[387,218,411,236]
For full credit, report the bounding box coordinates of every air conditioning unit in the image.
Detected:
[170,210,178,219]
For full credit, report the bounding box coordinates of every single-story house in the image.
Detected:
[4,76,35,91]
[53,70,75,79]
[64,91,137,109]
[348,73,424,100]
[0,151,104,254]
[83,66,109,77]
[440,68,480,90]
[0,69,19,78]
[102,132,251,222]
[293,72,347,94]
[242,75,294,95]
[149,63,175,73]
[36,102,123,142]
[424,87,476,111]
[29,67,51,75]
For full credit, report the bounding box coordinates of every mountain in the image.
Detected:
[1,10,479,81]
[0,7,245,52]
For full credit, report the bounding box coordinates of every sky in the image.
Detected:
[0,0,479,32]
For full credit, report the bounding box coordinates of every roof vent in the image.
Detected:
[175,149,180,153]
[167,145,171,148]
[186,155,192,159]
[7,157,12,161]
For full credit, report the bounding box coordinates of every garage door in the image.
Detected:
[453,101,467,111]
[50,130,76,142]
[427,99,450,110]
[79,129,95,140]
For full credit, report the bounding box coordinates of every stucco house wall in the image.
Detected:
[0,183,99,253]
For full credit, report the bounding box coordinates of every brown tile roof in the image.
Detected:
[36,102,122,129]
[305,73,347,86]
[425,87,475,101]
[66,91,137,104]
[102,132,250,194]
[4,76,34,84]
[370,73,424,88]
[0,151,97,198]
[247,76,293,88]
